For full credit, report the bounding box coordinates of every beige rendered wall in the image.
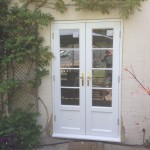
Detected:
[122,0,150,144]
[38,0,150,145]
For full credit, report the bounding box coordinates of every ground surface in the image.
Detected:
[37,137,149,150]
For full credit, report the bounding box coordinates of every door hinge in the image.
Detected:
[53,75,55,81]
[118,76,120,83]
[52,33,54,39]
[54,115,56,121]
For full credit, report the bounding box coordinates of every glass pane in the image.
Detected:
[61,69,79,87]
[92,29,113,48]
[60,29,79,48]
[60,50,79,68]
[93,50,113,68]
[92,70,112,88]
[61,88,79,105]
[92,89,112,107]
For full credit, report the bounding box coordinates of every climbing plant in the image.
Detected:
[0,0,146,114]
[72,0,146,18]
[0,1,55,148]
[0,0,54,114]
[20,0,146,18]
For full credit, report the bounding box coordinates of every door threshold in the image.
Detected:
[53,133,121,142]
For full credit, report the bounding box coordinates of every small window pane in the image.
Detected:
[93,29,113,48]
[92,70,112,88]
[93,50,113,68]
[92,89,112,107]
[61,88,79,105]
[61,69,79,87]
[60,50,79,68]
[60,29,79,48]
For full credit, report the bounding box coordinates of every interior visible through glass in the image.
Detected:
[61,69,79,87]
[60,50,79,68]
[60,29,79,48]
[61,88,79,105]
[92,89,112,107]
[93,50,113,68]
[92,29,113,48]
[60,29,80,106]
[92,70,112,88]
[92,29,113,107]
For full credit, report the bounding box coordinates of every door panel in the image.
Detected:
[53,21,120,139]
[53,23,86,134]
[86,22,120,137]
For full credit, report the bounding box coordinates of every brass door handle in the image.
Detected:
[87,73,91,86]
[80,73,84,86]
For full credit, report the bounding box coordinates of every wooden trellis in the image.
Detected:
[0,58,38,113]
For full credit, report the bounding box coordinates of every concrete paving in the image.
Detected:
[104,144,149,150]
[38,143,68,150]
[37,137,149,150]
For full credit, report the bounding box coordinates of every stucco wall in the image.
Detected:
[38,0,150,145]
[122,1,150,144]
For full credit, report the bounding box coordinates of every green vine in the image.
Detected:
[72,0,146,18]
[0,0,54,114]
[0,0,146,113]
[20,0,146,18]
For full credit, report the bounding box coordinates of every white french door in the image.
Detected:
[52,21,121,141]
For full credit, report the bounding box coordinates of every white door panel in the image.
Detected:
[52,21,121,140]
[53,23,86,134]
[85,22,120,137]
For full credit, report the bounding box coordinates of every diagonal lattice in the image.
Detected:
[7,58,38,112]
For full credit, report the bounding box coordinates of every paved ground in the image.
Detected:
[37,137,70,150]
[37,137,149,150]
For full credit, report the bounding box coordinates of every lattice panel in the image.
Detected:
[8,59,38,112]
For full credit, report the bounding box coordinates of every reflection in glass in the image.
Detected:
[93,50,113,68]
[60,50,79,68]
[61,88,79,105]
[92,89,112,107]
[61,69,79,87]
[92,29,113,48]
[60,29,79,48]
[92,70,112,88]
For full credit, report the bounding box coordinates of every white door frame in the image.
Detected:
[51,20,123,142]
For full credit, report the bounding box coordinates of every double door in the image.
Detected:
[52,21,121,140]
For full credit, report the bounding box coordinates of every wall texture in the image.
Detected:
[38,0,150,145]
[122,0,150,144]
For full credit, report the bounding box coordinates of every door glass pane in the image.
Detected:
[93,50,113,68]
[60,50,79,68]
[92,70,112,88]
[61,88,79,105]
[92,28,113,107]
[60,29,79,48]
[60,29,80,106]
[92,89,112,107]
[92,29,113,48]
[61,69,79,87]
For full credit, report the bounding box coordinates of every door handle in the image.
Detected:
[80,73,84,86]
[87,73,91,86]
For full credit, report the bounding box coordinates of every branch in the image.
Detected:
[36,0,48,9]
[124,66,150,96]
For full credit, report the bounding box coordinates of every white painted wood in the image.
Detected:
[86,22,121,138]
[52,20,121,140]
[53,133,121,142]
[52,23,86,134]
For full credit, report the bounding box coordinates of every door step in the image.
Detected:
[68,142,104,150]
